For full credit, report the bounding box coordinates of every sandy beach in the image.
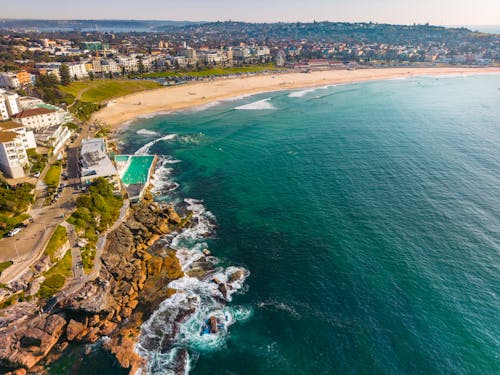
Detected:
[92,67,500,129]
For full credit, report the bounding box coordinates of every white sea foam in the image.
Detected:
[132,126,250,374]
[189,101,222,112]
[177,133,206,145]
[150,156,181,196]
[170,198,216,251]
[235,98,275,110]
[288,88,318,98]
[137,129,161,136]
[135,193,250,374]
[136,251,250,374]
[135,134,177,155]
[288,85,336,98]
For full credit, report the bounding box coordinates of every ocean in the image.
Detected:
[50,73,500,374]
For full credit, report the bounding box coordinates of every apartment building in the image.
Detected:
[0,121,37,178]
[68,63,89,80]
[12,108,60,130]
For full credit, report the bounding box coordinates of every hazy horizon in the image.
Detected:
[2,0,500,26]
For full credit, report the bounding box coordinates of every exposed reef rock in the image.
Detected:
[0,196,189,374]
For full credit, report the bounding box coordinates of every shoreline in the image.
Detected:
[92,66,500,130]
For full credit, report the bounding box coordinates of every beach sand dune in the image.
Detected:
[92,67,500,129]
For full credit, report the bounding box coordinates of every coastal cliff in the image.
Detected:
[0,193,193,374]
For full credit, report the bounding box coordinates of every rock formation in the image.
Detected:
[0,195,190,374]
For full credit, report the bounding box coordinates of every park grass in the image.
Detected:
[37,249,72,299]
[59,79,160,104]
[43,225,68,262]
[0,261,13,276]
[138,64,286,79]
[44,164,61,188]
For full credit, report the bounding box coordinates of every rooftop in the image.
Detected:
[0,121,24,131]
[0,130,19,143]
[12,107,56,119]
[80,138,117,180]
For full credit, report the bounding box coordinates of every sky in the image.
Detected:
[2,0,500,26]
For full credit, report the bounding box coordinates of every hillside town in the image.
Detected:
[0,22,498,86]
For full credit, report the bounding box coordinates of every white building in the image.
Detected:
[101,59,121,74]
[80,138,118,185]
[0,97,9,120]
[68,63,89,80]
[0,121,37,178]
[199,50,230,65]
[12,108,60,130]
[0,72,20,90]
[115,56,139,72]
[17,96,45,111]
[35,124,72,156]
[0,71,33,89]
[0,90,20,116]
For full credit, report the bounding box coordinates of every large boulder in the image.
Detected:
[66,319,85,341]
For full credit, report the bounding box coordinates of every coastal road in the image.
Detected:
[0,124,88,283]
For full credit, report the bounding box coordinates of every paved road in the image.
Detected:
[0,123,90,283]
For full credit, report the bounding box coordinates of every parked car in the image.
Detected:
[33,172,41,178]
[8,227,21,237]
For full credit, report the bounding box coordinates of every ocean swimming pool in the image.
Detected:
[118,155,155,185]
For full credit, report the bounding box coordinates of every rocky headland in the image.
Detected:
[0,192,241,374]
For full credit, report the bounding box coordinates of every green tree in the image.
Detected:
[59,63,71,85]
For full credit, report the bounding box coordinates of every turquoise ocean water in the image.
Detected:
[52,74,500,374]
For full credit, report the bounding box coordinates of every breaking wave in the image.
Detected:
[132,136,250,374]
[135,134,177,155]
[288,85,336,98]
[137,129,161,136]
[235,98,275,110]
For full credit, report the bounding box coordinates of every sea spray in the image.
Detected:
[133,136,250,374]
[150,156,181,196]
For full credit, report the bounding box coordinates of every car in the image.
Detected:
[8,227,21,237]
[33,172,41,178]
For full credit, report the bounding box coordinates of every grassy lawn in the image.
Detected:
[44,225,68,262]
[138,64,286,79]
[27,148,49,175]
[79,80,159,102]
[37,249,72,299]
[44,164,61,188]
[81,245,96,274]
[59,79,160,104]
[0,261,13,276]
